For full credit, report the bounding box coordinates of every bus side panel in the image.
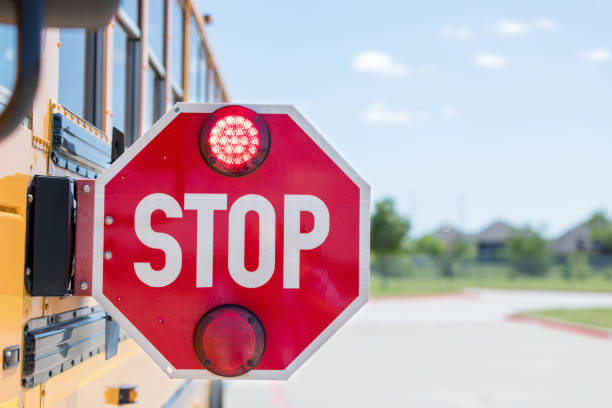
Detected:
[0,174,29,406]
[41,339,187,407]
[23,387,41,408]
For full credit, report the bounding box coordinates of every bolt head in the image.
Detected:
[27,194,33,203]
[104,216,114,225]
[83,184,91,193]
[103,250,112,260]
[25,267,31,276]
[79,281,88,290]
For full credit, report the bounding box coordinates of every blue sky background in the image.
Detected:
[199,0,612,237]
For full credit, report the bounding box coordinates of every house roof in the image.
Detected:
[473,221,515,243]
[550,223,592,255]
[432,225,467,246]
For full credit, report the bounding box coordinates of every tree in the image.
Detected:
[413,235,475,278]
[502,232,550,277]
[562,254,592,280]
[447,239,477,277]
[450,239,477,263]
[587,211,612,252]
[413,234,449,277]
[414,234,446,258]
[370,198,410,282]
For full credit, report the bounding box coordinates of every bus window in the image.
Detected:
[0,24,16,114]
[207,66,215,102]
[170,0,184,99]
[120,0,140,27]
[148,0,165,64]
[58,28,105,127]
[58,29,86,118]
[188,15,206,102]
[145,65,163,130]
[113,24,128,135]
[113,1,141,145]
[145,0,166,130]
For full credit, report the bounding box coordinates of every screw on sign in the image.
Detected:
[91,104,370,379]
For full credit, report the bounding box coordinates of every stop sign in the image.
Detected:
[92,104,370,379]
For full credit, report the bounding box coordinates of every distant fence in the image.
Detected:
[371,253,612,281]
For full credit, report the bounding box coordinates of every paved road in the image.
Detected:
[224,289,612,408]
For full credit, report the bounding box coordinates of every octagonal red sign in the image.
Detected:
[92,104,370,379]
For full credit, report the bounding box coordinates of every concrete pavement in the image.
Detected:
[225,289,612,408]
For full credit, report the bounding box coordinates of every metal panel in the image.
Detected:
[22,306,127,388]
[51,112,112,176]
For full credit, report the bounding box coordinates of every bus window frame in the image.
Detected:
[169,0,184,103]
[114,5,141,146]
[84,29,105,127]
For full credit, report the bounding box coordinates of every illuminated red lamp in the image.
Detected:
[199,105,270,176]
[193,305,266,377]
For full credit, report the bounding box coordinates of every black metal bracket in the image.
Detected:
[111,127,126,164]
[25,175,74,296]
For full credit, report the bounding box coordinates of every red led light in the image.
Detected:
[209,115,260,165]
[199,106,270,176]
[193,305,266,377]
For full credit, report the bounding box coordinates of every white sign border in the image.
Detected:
[92,103,370,380]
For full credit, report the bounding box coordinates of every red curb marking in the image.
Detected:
[507,314,612,339]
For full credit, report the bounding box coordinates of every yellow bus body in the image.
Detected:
[0,1,228,406]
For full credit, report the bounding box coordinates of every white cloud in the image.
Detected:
[496,19,529,36]
[584,48,610,63]
[441,26,471,40]
[352,51,408,77]
[532,18,558,31]
[496,18,558,36]
[363,102,412,124]
[474,53,507,68]
[442,105,458,119]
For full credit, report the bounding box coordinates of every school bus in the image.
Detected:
[0,1,229,406]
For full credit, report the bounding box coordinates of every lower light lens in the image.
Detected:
[193,305,266,377]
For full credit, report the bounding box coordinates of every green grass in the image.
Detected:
[370,274,612,297]
[370,276,462,296]
[521,309,612,330]
[370,258,612,297]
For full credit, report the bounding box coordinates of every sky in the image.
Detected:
[198,0,612,238]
